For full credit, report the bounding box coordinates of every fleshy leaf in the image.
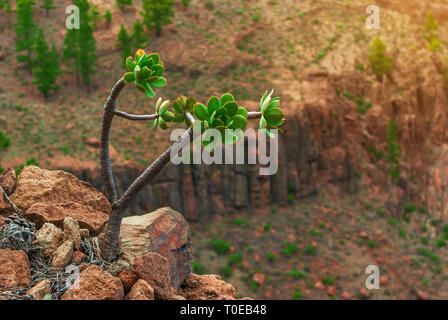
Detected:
[222,101,238,117]
[220,93,234,106]
[237,107,248,117]
[207,96,221,115]
[229,115,247,130]
[194,103,209,121]
[123,72,135,83]
[264,107,284,124]
[151,77,167,88]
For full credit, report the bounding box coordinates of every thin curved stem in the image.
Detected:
[247,111,262,119]
[114,110,158,121]
[99,78,125,203]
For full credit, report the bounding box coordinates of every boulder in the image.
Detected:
[120,207,192,289]
[34,223,64,258]
[0,249,31,289]
[118,269,137,292]
[25,202,108,235]
[132,252,173,300]
[10,166,110,214]
[0,168,16,195]
[63,217,81,250]
[125,279,154,300]
[61,265,124,300]
[51,241,74,271]
[72,251,87,264]
[179,274,236,300]
[26,280,51,300]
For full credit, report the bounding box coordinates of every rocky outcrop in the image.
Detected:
[61,265,124,300]
[9,166,111,214]
[179,274,236,300]
[120,207,192,289]
[0,249,30,289]
[132,252,173,300]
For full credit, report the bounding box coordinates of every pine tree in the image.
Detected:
[140,0,174,37]
[131,20,149,50]
[368,36,393,82]
[33,29,60,97]
[423,11,442,52]
[62,0,97,88]
[103,9,112,27]
[115,0,132,11]
[40,0,55,17]
[15,0,37,71]
[90,3,100,30]
[116,24,132,67]
[77,0,97,87]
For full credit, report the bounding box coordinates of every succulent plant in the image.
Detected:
[122,49,167,98]
[193,93,249,146]
[0,213,36,252]
[172,96,196,125]
[259,90,284,138]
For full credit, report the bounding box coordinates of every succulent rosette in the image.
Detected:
[259,90,284,138]
[122,49,167,98]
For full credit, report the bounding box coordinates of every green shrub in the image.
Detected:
[321,276,334,285]
[220,265,233,277]
[233,218,245,225]
[423,11,442,52]
[386,120,400,182]
[192,261,206,274]
[292,287,302,300]
[263,222,271,231]
[288,269,307,279]
[417,248,440,264]
[421,237,429,245]
[251,280,259,292]
[210,239,231,254]
[435,238,445,248]
[368,36,393,81]
[281,241,297,256]
[16,157,40,176]
[227,252,242,266]
[181,0,191,7]
[266,252,276,262]
[0,131,11,150]
[304,245,316,255]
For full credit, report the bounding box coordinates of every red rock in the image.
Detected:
[61,265,124,300]
[341,291,352,299]
[132,252,173,300]
[52,241,74,271]
[0,249,30,289]
[118,269,137,292]
[380,275,388,286]
[10,166,110,214]
[253,273,266,287]
[63,217,81,250]
[179,274,236,300]
[314,281,324,290]
[34,223,64,258]
[120,207,192,289]
[359,231,368,239]
[26,280,51,300]
[85,138,100,147]
[25,202,108,235]
[125,279,154,300]
[417,290,430,300]
[72,251,87,264]
[359,288,370,298]
[327,286,337,296]
[0,168,16,195]
[0,216,5,228]
[254,254,262,263]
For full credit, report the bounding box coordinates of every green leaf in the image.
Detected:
[194,103,209,121]
[222,101,238,117]
[143,82,155,98]
[126,57,136,72]
[186,97,196,111]
[133,65,141,79]
[148,53,160,65]
[173,100,183,114]
[153,118,159,131]
[151,64,164,77]
[123,72,135,83]
[207,96,221,114]
[150,77,167,88]
[259,116,267,129]
[159,118,168,129]
[220,93,234,106]
[237,107,248,117]
[264,107,284,124]
[212,118,225,127]
[141,66,151,79]
[161,110,174,122]
[229,115,247,130]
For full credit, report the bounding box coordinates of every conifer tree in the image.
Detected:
[368,36,393,82]
[131,20,149,50]
[33,29,60,97]
[140,0,174,37]
[423,11,443,52]
[116,24,132,67]
[40,0,55,17]
[62,0,97,88]
[115,0,132,11]
[15,0,37,71]
[103,9,112,27]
